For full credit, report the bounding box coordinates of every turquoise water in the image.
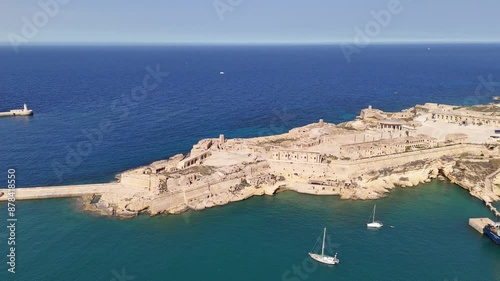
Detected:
[1,181,498,280]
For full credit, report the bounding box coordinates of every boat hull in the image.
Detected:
[0,110,33,117]
[484,225,500,245]
[12,110,33,116]
[308,253,339,265]
[367,221,383,228]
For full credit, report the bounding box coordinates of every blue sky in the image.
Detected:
[1,0,499,44]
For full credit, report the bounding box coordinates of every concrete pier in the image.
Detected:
[469,218,494,234]
[0,183,122,201]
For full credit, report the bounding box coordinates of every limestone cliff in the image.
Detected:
[443,159,500,202]
[339,159,449,200]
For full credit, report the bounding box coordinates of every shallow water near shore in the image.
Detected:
[1,44,500,280]
[1,181,499,280]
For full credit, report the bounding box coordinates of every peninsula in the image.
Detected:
[2,102,500,218]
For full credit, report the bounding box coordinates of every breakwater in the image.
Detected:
[0,183,122,201]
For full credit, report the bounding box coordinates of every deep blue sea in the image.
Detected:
[0,44,499,280]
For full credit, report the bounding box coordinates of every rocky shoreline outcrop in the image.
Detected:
[443,159,500,202]
[287,156,499,202]
[81,154,500,219]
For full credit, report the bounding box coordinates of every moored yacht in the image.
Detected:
[367,205,383,229]
[308,228,339,265]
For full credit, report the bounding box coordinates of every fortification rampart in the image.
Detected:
[330,144,493,178]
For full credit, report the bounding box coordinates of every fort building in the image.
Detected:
[176,150,212,170]
[445,133,469,144]
[271,150,323,164]
[378,119,405,130]
[359,105,415,121]
[431,111,500,127]
[339,134,437,160]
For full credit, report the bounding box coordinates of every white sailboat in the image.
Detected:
[367,205,383,228]
[308,228,339,265]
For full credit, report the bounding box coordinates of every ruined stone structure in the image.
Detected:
[294,138,322,149]
[445,133,469,144]
[339,134,437,160]
[417,103,455,112]
[431,111,500,126]
[387,111,414,119]
[378,120,405,130]
[271,150,323,163]
[269,161,328,179]
[192,139,213,152]
[176,150,212,170]
[359,105,415,121]
[359,105,385,120]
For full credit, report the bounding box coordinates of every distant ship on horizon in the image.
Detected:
[0,103,34,118]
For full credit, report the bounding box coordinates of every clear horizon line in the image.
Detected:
[1,40,500,47]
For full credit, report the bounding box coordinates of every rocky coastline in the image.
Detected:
[77,102,500,218]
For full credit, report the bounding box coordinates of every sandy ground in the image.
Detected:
[202,150,262,167]
[415,114,498,143]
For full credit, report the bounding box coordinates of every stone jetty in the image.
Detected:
[0,183,138,201]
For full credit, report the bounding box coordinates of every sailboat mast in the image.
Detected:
[373,205,376,222]
[321,228,326,256]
